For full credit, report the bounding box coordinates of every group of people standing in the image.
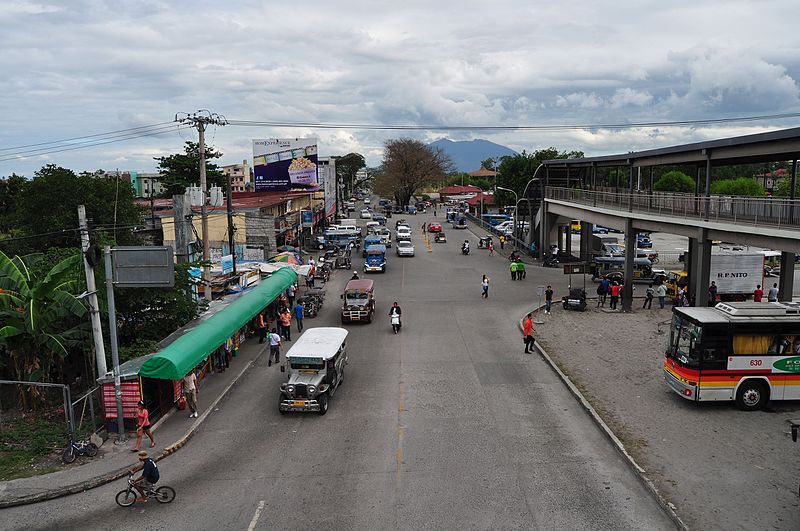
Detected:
[255,283,307,367]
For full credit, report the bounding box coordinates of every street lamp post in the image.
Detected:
[496,186,518,246]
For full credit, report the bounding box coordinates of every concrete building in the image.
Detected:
[222,160,253,193]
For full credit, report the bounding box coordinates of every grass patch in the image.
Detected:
[0,414,65,481]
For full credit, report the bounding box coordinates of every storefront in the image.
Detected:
[102,268,298,430]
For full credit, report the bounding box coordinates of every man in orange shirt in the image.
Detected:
[279,308,292,341]
[523,313,535,353]
[610,282,621,310]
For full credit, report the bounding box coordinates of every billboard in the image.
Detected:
[253,138,318,192]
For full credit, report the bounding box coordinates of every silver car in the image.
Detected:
[396,240,415,257]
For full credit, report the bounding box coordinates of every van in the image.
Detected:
[365,221,380,233]
[279,327,348,415]
[341,279,375,323]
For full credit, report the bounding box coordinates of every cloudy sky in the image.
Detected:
[2,0,800,177]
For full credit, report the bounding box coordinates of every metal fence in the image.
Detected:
[546,187,800,230]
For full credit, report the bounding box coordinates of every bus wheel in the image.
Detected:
[735,381,768,411]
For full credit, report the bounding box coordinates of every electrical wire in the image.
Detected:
[226,111,800,131]
[0,121,176,152]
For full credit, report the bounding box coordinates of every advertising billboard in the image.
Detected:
[253,138,318,192]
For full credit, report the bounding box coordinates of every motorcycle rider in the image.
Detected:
[462,240,470,254]
[389,302,402,333]
[351,271,360,280]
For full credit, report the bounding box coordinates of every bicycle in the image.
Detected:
[116,473,176,506]
[62,431,98,464]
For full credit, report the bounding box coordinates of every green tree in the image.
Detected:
[0,252,89,408]
[0,174,28,235]
[333,153,367,198]
[154,141,225,197]
[653,170,695,193]
[710,178,765,196]
[5,165,144,255]
[373,139,454,207]
[774,178,800,197]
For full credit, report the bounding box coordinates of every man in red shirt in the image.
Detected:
[610,282,621,310]
[753,284,763,302]
[523,313,535,353]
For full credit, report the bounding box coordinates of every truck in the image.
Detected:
[590,234,624,257]
[664,250,764,301]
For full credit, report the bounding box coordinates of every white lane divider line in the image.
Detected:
[247,500,266,531]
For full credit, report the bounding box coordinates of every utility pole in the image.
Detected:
[77,205,107,378]
[176,111,227,300]
[103,246,125,441]
[226,171,236,274]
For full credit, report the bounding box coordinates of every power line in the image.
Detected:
[227,111,800,131]
[0,121,176,152]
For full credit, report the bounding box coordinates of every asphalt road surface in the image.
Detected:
[3,211,675,531]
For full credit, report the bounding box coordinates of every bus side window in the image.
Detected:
[700,334,728,370]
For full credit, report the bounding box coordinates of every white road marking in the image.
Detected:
[247,500,265,531]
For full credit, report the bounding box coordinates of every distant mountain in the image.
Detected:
[428,139,517,173]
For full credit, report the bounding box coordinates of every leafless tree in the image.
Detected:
[372,139,454,207]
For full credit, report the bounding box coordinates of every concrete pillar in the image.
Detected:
[779,252,795,302]
[565,225,573,257]
[694,230,712,307]
[580,222,593,262]
[622,218,635,312]
[173,192,192,264]
[686,237,697,297]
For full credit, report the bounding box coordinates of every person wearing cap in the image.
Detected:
[132,400,155,451]
[130,451,160,502]
[351,271,360,280]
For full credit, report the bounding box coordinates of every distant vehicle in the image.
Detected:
[570,220,582,233]
[407,206,417,215]
[364,244,387,273]
[428,223,442,233]
[374,227,392,248]
[396,240,415,257]
[396,226,412,241]
[481,214,511,226]
[452,217,467,229]
[362,235,383,257]
[365,221,380,234]
[372,213,386,225]
[379,199,389,207]
[664,251,765,301]
[364,198,371,205]
[346,201,356,210]
[360,209,372,219]
[637,237,653,249]
[341,279,375,323]
[592,226,609,234]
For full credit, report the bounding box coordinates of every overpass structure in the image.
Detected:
[536,127,800,311]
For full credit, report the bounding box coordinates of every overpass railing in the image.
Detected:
[545,187,800,230]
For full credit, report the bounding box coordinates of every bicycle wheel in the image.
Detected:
[86,443,99,457]
[155,486,176,503]
[61,446,76,464]
[115,489,137,507]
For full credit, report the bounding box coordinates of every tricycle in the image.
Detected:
[478,235,493,248]
[434,232,447,243]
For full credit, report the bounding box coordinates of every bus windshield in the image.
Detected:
[670,315,701,368]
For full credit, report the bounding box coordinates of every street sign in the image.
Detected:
[563,263,586,274]
[301,210,313,228]
[111,247,174,287]
[221,254,234,274]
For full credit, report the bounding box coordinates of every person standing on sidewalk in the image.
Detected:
[753,284,764,302]
[600,277,610,307]
[132,401,155,451]
[268,328,282,367]
[545,286,553,314]
[516,259,526,280]
[257,312,267,344]
[488,241,494,256]
[643,283,654,309]
[707,281,718,306]
[510,260,517,280]
[499,234,505,250]
[523,313,535,353]
[657,283,667,309]
[279,307,292,341]
[768,283,779,302]
[286,283,296,310]
[183,370,198,418]
[609,282,621,310]
[481,275,490,298]
[294,300,305,332]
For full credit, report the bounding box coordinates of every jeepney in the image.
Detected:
[279,327,348,415]
[341,279,375,323]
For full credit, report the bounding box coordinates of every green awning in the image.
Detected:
[139,268,297,380]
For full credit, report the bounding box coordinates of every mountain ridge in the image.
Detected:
[428,138,517,173]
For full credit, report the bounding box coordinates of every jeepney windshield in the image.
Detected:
[670,314,701,368]
[346,291,369,301]
[290,357,325,370]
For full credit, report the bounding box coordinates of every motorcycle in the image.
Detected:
[461,243,470,255]
[647,252,659,264]
[391,314,401,334]
[543,256,559,268]
[562,288,587,311]
[478,236,493,249]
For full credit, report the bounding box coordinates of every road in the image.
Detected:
[2,210,675,530]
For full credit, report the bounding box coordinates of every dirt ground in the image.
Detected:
[535,301,800,531]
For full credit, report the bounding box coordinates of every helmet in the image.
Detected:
[353,271,358,275]
[137,400,145,407]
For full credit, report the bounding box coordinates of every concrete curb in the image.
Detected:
[0,351,262,509]
[518,308,689,531]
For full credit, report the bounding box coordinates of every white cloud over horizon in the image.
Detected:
[1,0,800,176]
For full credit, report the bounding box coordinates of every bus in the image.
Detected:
[481,214,511,226]
[664,301,800,410]
[323,228,361,249]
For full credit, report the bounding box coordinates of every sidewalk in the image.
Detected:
[0,337,268,508]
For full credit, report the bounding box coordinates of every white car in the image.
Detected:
[396,240,415,256]
[360,209,372,219]
[396,227,412,241]
[375,227,392,247]
[364,198,371,205]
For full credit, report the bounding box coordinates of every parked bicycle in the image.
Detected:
[62,431,98,464]
[115,473,176,506]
